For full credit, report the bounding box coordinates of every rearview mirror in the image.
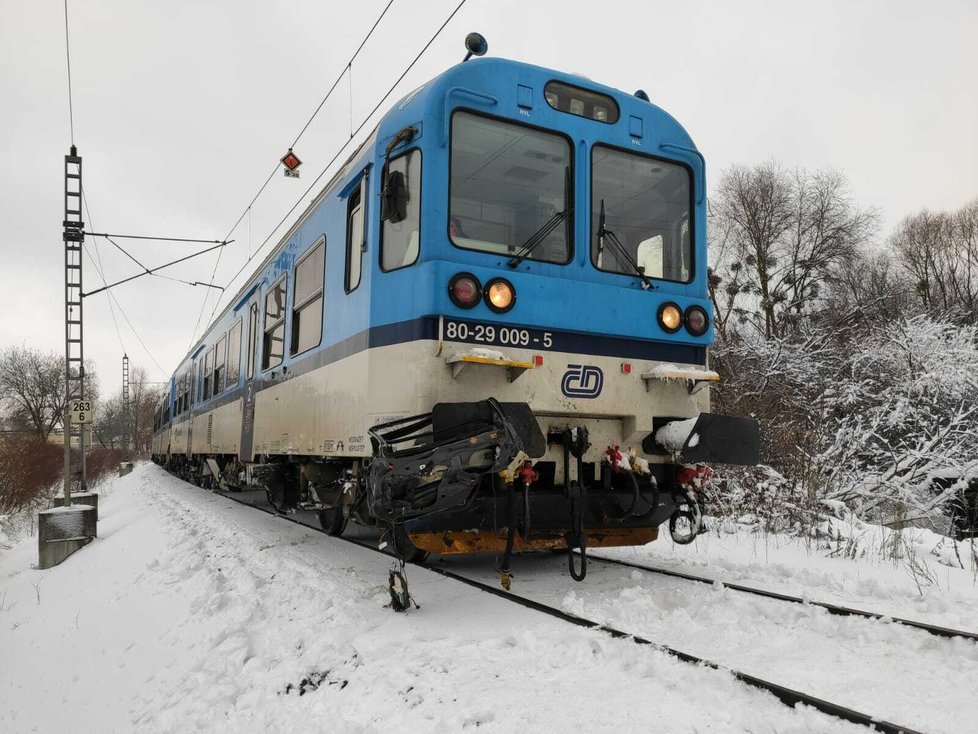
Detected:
[381,169,407,223]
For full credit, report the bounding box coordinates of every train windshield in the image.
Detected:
[591,146,692,283]
[450,112,571,263]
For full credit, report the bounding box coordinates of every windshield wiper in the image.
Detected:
[596,199,654,290]
[508,167,572,268]
[507,211,566,268]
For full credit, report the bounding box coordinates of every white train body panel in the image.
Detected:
[246,334,707,466]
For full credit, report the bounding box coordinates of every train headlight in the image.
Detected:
[684,305,709,336]
[484,278,516,313]
[658,302,682,333]
[449,272,482,309]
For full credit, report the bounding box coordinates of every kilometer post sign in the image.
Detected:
[69,399,93,425]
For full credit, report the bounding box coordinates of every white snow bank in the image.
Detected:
[0,464,867,733]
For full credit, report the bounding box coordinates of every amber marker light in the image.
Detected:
[658,302,682,333]
[484,278,516,313]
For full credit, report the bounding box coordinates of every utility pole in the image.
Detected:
[122,353,130,456]
[63,145,87,503]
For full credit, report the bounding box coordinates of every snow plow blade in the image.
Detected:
[647,413,760,466]
[682,413,759,465]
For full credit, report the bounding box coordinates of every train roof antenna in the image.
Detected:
[463,32,488,62]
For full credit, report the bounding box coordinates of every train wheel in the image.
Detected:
[318,507,348,536]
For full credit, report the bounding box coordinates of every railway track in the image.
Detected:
[210,484,926,734]
[586,552,978,643]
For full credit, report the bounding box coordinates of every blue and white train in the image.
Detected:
[153,35,757,589]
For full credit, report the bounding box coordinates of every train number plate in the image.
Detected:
[443,318,555,350]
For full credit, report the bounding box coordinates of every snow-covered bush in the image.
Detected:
[710,316,978,533]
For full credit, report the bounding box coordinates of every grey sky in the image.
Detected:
[1,0,976,398]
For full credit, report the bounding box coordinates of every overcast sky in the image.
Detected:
[1,0,976,398]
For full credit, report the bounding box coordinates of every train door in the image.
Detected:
[239,299,260,461]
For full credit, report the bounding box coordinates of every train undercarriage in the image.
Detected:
[158,398,757,607]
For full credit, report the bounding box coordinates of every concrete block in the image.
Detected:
[119,461,134,477]
[38,505,97,570]
[51,492,99,523]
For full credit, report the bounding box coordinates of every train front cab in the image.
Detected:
[363,58,759,567]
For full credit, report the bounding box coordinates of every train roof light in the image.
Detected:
[544,81,620,124]
[634,89,650,101]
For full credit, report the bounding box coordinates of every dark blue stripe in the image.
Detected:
[169,315,706,418]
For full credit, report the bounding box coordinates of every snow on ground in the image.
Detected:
[0,463,868,734]
[452,551,978,734]
[598,515,978,632]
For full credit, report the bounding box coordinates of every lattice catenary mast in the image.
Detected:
[63,145,87,503]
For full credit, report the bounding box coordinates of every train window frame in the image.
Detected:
[213,334,227,397]
[448,109,575,266]
[543,80,620,125]
[262,275,287,371]
[291,236,326,356]
[589,143,695,285]
[192,361,199,406]
[247,303,257,379]
[180,378,186,415]
[380,149,422,272]
[345,176,367,293]
[202,347,214,401]
[226,318,242,389]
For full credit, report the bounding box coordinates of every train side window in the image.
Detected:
[227,319,242,388]
[345,181,365,292]
[213,335,227,396]
[183,370,190,413]
[262,277,287,370]
[247,303,257,379]
[291,236,325,356]
[381,150,421,271]
[203,347,214,400]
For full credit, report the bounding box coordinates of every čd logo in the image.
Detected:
[561,364,604,399]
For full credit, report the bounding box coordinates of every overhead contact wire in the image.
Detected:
[188,0,398,349]
[63,0,75,145]
[210,0,470,319]
[83,194,125,354]
[82,194,168,379]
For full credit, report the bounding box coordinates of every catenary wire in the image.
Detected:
[83,243,168,378]
[202,0,470,332]
[63,0,75,145]
[82,194,168,379]
[187,0,398,350]
[83,194,126,354]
